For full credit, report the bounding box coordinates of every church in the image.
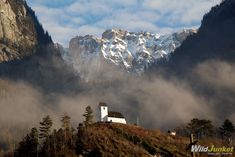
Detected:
[99,102,127,124]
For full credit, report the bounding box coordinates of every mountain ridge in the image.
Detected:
[64,29,196,77]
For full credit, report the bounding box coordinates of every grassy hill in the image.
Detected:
[76,123,226,157]
[77,122,188,157]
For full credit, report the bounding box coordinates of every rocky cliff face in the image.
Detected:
[0,0,52,62]
[0,1,79,94]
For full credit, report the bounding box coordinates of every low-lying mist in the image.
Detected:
[0,57,234,149]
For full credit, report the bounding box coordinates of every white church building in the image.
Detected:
[99,102,127,124]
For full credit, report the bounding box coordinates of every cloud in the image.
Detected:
[118,76,213,128]
[0,78,88,147]
[27,0,221,46]
[195,60,235,91]
[190,60,235,124]
[67,1,111,15]
[28,0,76,7]
[75,25,104,37]
[142,0,221,25]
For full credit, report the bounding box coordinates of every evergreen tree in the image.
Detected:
[60,113,72,154]
[61,113,71,131]
[29,128,39,156]
[187,118,214,139]
[219,119,235,139]
[76,123,85,155]
[83,106,94,126]
[39,115,53,140]
[15,128,39,157]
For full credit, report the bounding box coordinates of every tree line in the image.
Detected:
[2,105,94,157]
[175,118,235,145]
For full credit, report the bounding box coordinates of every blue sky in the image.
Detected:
[27,0,221,46]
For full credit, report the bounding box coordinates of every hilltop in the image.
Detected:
[76,123,189,157]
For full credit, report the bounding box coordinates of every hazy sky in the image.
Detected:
[27,0,221,46]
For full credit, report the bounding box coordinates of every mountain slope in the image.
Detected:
[168,0,235,70]
[0,0,52,62]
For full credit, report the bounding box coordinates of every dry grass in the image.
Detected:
[77,123,232,157]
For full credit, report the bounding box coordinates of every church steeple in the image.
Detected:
[99,102,108,122]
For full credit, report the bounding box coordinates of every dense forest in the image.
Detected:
[0,105,234,157]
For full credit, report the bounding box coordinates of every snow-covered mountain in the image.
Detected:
[64,29,196,76]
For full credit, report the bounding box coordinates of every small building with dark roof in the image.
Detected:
[99,102,126,124]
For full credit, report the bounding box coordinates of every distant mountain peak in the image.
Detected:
[64,29,195,78]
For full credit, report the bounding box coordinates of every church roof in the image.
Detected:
[99,102,107,107]
[108,111,125,118]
